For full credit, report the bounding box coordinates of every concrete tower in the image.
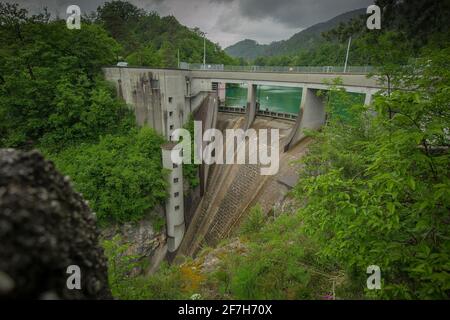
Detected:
[161,142,185,252]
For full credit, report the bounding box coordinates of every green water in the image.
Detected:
[225,84,302,115]
[225,83,365,117]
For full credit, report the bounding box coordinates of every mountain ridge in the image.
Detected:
[225,8,366,60]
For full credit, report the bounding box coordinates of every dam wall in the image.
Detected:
[103,67,214,140]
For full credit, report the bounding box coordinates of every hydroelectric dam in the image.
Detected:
[103,65,383,257]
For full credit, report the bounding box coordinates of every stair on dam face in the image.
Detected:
[187,160,266,257]
[178,114,297,258]
[176,115,245,257]
[201,162,262,247]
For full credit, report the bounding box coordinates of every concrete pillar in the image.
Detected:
[284,87,326,151]
[161,143,185,252]
[218,82,226,103]
[244,82,257,130]
[364,92,373,105]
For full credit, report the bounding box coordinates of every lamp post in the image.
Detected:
[344,36,352,73]
[203,32,207,69]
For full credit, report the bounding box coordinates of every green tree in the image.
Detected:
[51,127,168,225]
[127,44,162,67]
[0,4,125,149]
[294,43,450,299]
[96,1,236,67]
[359,31,413,99]
[96,0,144,53]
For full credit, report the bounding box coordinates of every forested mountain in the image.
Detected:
[227,0,449,67]
[224,39,266,61]
[225,8,365,60]
[95,1,236,67]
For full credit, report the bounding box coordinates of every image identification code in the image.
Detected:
[178,304,273,317]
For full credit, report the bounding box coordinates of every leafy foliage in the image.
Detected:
[103,205,336,300]
[96,1,237,67]
[373,0,449,49]
[187,207,337,300]
[0,3,129,150]
[294,44,450,299]
[239,204,266,236]
[50,127,168,225]
[225,212,329,299]
[0,3,171,227]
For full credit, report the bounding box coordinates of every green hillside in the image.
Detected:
[225,8,365,61]
[95,1,236,67]
[224,39,267,61]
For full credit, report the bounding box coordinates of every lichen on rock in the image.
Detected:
[0,149,111,299]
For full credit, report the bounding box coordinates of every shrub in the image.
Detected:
[240,204,266,236]
[294,46,450,299]
[49,127,168,225]
[0,10,124,150]
[215,212,333,299]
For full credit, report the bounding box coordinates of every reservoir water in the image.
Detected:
[225,84,302,115]
[225,83,365,117]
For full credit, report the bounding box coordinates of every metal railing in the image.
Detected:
[218,105,298,121]
[180,62,374,74]
[218,106,246,114]
[256,109,298,120]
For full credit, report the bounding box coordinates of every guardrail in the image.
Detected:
[218,105,298,121]
[256,110,297,120]
[180,62,374,74]
[218,106,246,114]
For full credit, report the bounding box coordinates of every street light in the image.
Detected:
[344,36,352,73]
[203,32,207,69]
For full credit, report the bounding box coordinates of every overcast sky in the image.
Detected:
[11,0,374,47]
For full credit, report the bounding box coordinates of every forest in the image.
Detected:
[0,0,449,300]
[0,1,234,226]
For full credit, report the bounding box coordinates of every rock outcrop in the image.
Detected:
[101,215,168,275]
[0,149,111,299]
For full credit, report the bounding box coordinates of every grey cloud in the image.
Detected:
[7,0,375,47]
[9,0,166,16]
[12,0,374,29]
[212,0,374,28]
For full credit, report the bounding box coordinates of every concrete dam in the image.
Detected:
[103,66,382,257]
